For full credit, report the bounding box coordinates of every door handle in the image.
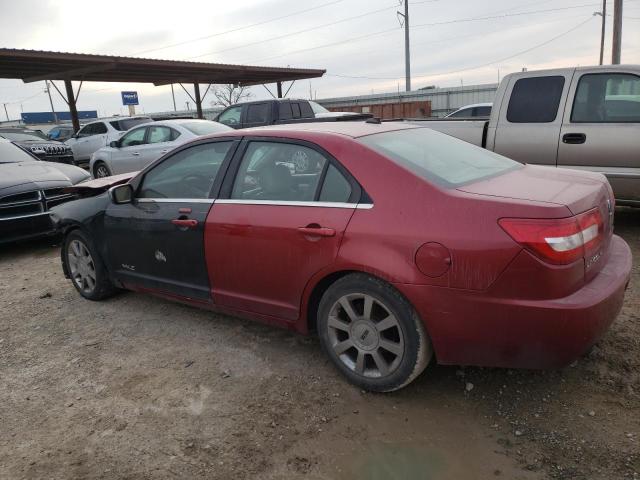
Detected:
[298,226,336,237]
[132,152,141,156]
[171,218,198,229]
[562,133,586,144]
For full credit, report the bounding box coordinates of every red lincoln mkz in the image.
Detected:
[52,122,632,392]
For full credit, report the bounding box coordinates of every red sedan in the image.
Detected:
[52,122,632,392]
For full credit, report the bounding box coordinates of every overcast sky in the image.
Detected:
[1,0,639,119]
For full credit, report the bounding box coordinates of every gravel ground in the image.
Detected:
[0,207,638,480]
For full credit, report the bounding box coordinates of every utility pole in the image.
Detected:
[44,80,58,124]
[397,0,411,92]
[3,103,9,122]
[612,0,623,64]
[598,0,606,65]
[170,84,177,111]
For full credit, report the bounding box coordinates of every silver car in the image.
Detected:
[89,119,232,178]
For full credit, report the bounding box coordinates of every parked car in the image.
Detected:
[0,127,74,165]
[0,138,88,244]
[445,103,492,118]
[47,124,76,142]
[410,65,640,206]
[65,116,152,168]
[89,119,232,178]
[215,99,370,129]
[51,122,631,392]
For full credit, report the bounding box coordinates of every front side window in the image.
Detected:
[217,106,242,126]
[147,126,174,144]
[138,142,233,199]
[571,73,640,123]
[120,127,147,147]
[359,127,520,188]
[246,103,270,123]
[93,122,108,134]
[231,142,327,201]
[507,76,565,123]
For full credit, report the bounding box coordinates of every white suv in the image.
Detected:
[65,116,151,167]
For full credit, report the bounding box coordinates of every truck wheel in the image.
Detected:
[317,273,432,392]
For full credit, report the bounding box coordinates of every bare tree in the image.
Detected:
[211,84,253,107]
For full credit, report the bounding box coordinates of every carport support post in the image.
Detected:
[277,81,283,98]
[194,82,203,119]
[64,79,80,133]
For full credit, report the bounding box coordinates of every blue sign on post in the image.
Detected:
[121,91,139,106]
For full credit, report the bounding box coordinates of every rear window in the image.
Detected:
[507,76,565,123]
[181,121,231,136]
[111,118,151,131]
[359,128,521,188]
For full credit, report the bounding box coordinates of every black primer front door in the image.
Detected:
[104,140,236,300]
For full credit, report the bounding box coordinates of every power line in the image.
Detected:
[326,16,595,82]
[188,3,400,60]
[249,3,599,66]
[132,0,344,56]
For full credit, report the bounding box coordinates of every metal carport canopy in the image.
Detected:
[0,48,326,130]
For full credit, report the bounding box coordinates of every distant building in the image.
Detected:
[21,111,98,124]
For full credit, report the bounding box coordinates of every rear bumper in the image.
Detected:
[397,235,632,369]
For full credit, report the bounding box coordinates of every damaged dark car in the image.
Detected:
[0,127,75,165]
[0,139,89,244]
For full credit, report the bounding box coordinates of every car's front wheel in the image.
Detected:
[317,273,432,392]
[93,161,111,178]
[63,230,117,301]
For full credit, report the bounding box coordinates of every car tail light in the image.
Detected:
[499,208,604,265]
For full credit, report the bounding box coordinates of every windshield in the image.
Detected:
[181,121,231,136]
[0,130,48,141]
[358,127,521,188]
[0,141,36,163]
[111,118,151,131]
[309,101,329,114]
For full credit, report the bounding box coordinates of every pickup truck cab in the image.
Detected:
[216,99,369,129]
[416,65,640,206]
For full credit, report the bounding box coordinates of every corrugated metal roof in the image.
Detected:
[0,48,325,86]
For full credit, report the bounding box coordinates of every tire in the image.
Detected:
[317,273,432,392]
[93,161,111,178]
[62,229,117,301]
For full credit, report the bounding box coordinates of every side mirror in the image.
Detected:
[109,184,133,204]
[109,140,119,148]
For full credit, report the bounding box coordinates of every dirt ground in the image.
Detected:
[0,208,638,480]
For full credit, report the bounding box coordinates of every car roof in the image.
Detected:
[233,121,421,139]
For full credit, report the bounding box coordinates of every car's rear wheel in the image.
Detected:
[94,162,111,178]
[317,273,432,392]
[63,230,117,301]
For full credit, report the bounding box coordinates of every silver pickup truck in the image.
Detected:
[412,65,640,206]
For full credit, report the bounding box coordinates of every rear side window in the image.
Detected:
[507,76,565,123]
[93,122,108,134]
[300,102,314,118]
[147,126,174,144]
[571,73,640,123]
[231,142,327,201]
[319,164,352,202]
[279,102,293,120]
[359,128,520,188]
[246,103,270,123]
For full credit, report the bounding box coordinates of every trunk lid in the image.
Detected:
[459,164,615,279]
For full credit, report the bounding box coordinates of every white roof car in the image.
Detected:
[89,119,232,178]
[65,116,152,166]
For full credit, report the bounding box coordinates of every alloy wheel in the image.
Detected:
[95,164,110,178]
[327,293,405,378]
[67,239,97,294]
